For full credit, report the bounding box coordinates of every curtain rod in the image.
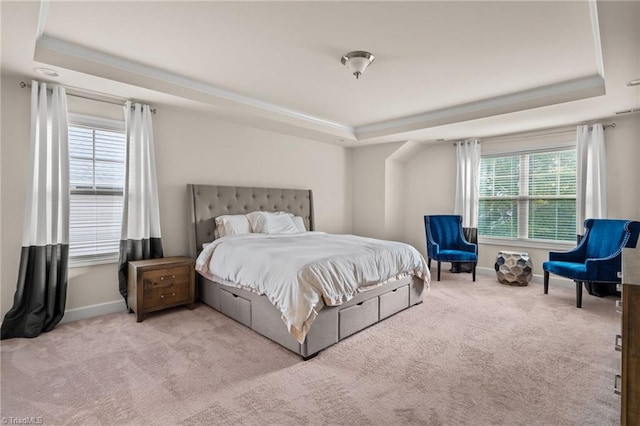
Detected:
[19,81,157,114]
[451,122,615,145]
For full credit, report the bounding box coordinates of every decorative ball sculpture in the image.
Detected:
[495,251,533,286]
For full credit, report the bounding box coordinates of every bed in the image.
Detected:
[187,184,428,359]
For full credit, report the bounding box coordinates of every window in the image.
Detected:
[478,148,576,243]
[68,114,126,265]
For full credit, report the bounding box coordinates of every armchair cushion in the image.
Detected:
[437,249,478,262]
[543,261,588,281]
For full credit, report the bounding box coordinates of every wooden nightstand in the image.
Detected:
[127,256,196,322]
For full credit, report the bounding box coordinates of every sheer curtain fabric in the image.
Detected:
[454,139,481,228]
[576,124,607,234]
[118,101,163,301]
[1,81,70,339]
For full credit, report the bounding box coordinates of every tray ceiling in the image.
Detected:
[2,1,638,145]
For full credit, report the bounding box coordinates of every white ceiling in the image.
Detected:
[1,1,639,146]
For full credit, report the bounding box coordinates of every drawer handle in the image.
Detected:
[160,294,165,298]
[172,292,176,296]
[160,275,176,281]
[615,334,622,351]
[614,374,622,395]
[357,301,364,306]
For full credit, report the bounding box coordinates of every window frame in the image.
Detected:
[477,141,577,249]
[68,113,126,268]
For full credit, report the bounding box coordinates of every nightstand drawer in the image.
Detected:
[142,266,190,289]
[143,280,191,309]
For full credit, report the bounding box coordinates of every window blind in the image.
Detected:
[527,150,576,241]
[479,148,576,242]
[478,155,519,238]
[68,123,126,261]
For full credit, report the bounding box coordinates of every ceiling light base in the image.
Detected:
[341,51,374,79]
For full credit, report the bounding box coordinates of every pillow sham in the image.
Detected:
[291,215,307,233]
[247,211,300,234]
[215,214,252,237]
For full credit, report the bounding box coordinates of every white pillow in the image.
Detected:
[215,214,252,237]
[291,216,307,233]
[247,211,300,234]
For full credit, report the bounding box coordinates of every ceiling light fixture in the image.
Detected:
[33,67,60,78]
[627,79,640,87]
[341,51,374,79]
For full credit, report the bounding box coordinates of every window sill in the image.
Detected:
[69,255,119,269]
[478,237,575,251]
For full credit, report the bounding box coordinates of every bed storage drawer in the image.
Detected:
[339,297,379,339]
[220,289,251,327]
[410,279,425,305]
[379,284,409,320]
[200,279,221,311]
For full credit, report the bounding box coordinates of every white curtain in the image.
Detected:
[454,139,481,228]
[2,81,69,339]
[118,101,163,301]
[576,124,607,234]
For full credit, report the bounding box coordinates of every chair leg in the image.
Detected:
[543,271,549,294]
[472,263,476,282]
[427,258,431,270]
[576,281,583,308]
[437,261,441,281]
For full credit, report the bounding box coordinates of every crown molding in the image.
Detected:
[588,0,605,79]
[34,35,356,139]
[36,0,49,39]
[354,74,605,140]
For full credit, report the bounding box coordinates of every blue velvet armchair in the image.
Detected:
[424,215,478,281]
[543,219,640,308]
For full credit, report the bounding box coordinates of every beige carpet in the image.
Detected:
[1,271,621,425]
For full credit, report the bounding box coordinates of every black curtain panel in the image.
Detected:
[2,246,69,339]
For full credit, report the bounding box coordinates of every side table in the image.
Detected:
[495,251,533,286]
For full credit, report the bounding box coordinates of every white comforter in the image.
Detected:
[195,232,430,343]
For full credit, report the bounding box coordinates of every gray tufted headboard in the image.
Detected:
[187,184,314,257]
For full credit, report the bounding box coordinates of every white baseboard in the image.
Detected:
[476,266,575,288]
[61,300,127,324]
